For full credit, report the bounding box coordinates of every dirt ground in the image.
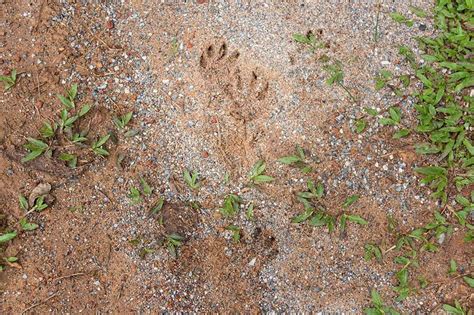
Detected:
[0,0,472,313]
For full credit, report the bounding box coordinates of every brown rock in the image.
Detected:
[106,20,114,30]
[201,151,209,158]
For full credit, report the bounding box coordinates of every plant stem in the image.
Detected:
[338,82,357,103]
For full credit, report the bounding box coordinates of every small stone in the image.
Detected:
[201,151,209,158]
[419,24,426,31]
[106,20,114,30]
[437,233,445,244]
[248,257,257,266]
[210,116,218,124]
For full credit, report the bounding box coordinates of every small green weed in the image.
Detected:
[324,61,357,103]
[225,225,241,242]
[0,69,17,90]
[248,160,274,185]
[166,233,184,258]
[91,134,111,157]
[220,194,242,217]
[292,32,324,52]
[113,111,133,130]
[183,169,200,190]
[364,289,400,315]
[443,301,467,315]
[389,12,414,27]
[278,145,313,173]
[128,187,142,204]
[57,84,78,110]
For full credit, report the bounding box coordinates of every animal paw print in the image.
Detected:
[225,68,269,121]
[199,41,240,73]
[199,40,270,122]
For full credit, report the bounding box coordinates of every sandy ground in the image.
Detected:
[0,0,472,313]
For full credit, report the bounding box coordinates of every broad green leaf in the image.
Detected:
[393,129,410,139]
[58,94,74,109]
[278,155,301,164]
[342,195,359,208]
[346,214,368,225]
[291,208,314,223]
[21,149,44,163]
[463,276,474,288]
[370,289,383,307]
[0,231,17,243]
[252,175,274,183]
[79,104,91,117]
[19,195,28,211]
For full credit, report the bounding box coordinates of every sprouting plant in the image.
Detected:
[323,61,357,102]
[379,107,402,126]
[59,153,77,168]
[57,84,78,109]
[223,172,230,185]
[355,119,367,134]
[58,109,78,132]
[389,12,414,27]
[19,195,28,211]
[19,218,38,231]
[139,248,155,259]
[225,225,241,242]
[448,259,458,275]
[21,193,47,212]
[248,160,274,184]
[113,112,133,129]
[245,203,254,221]
[342,195,359,208]
[364,243,383,262]
[91,134,110,156]
[374,70,393,90]
[339,212,368,233]
[220,194,242,217]
[183,169,200,190]
[339,195,367,232]
[39,122,56,139]
[364,289,400,315]
[166,233,184,258]
[140,177,153,196]
[128,187,142,204]
[0,69,17,90]
[463,276,474,288]
[32,196,48,212]
[0,231,17,243]
[292,32,324,52]
[71,132,88,143]
[296,180,324,208]
[278,145,313,173]
[151,197,164,215]
[21,138,50,163]
[291,185,366,233]
[4,257,18,263]
[169,38,179,58]
[453,194,474,241]
[443,301,467,315]
[414,166,448,204]
[391,250,420,301]
[409,5,427,18]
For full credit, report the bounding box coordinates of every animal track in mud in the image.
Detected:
[199,40,275,172]
[199,40,270,121]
